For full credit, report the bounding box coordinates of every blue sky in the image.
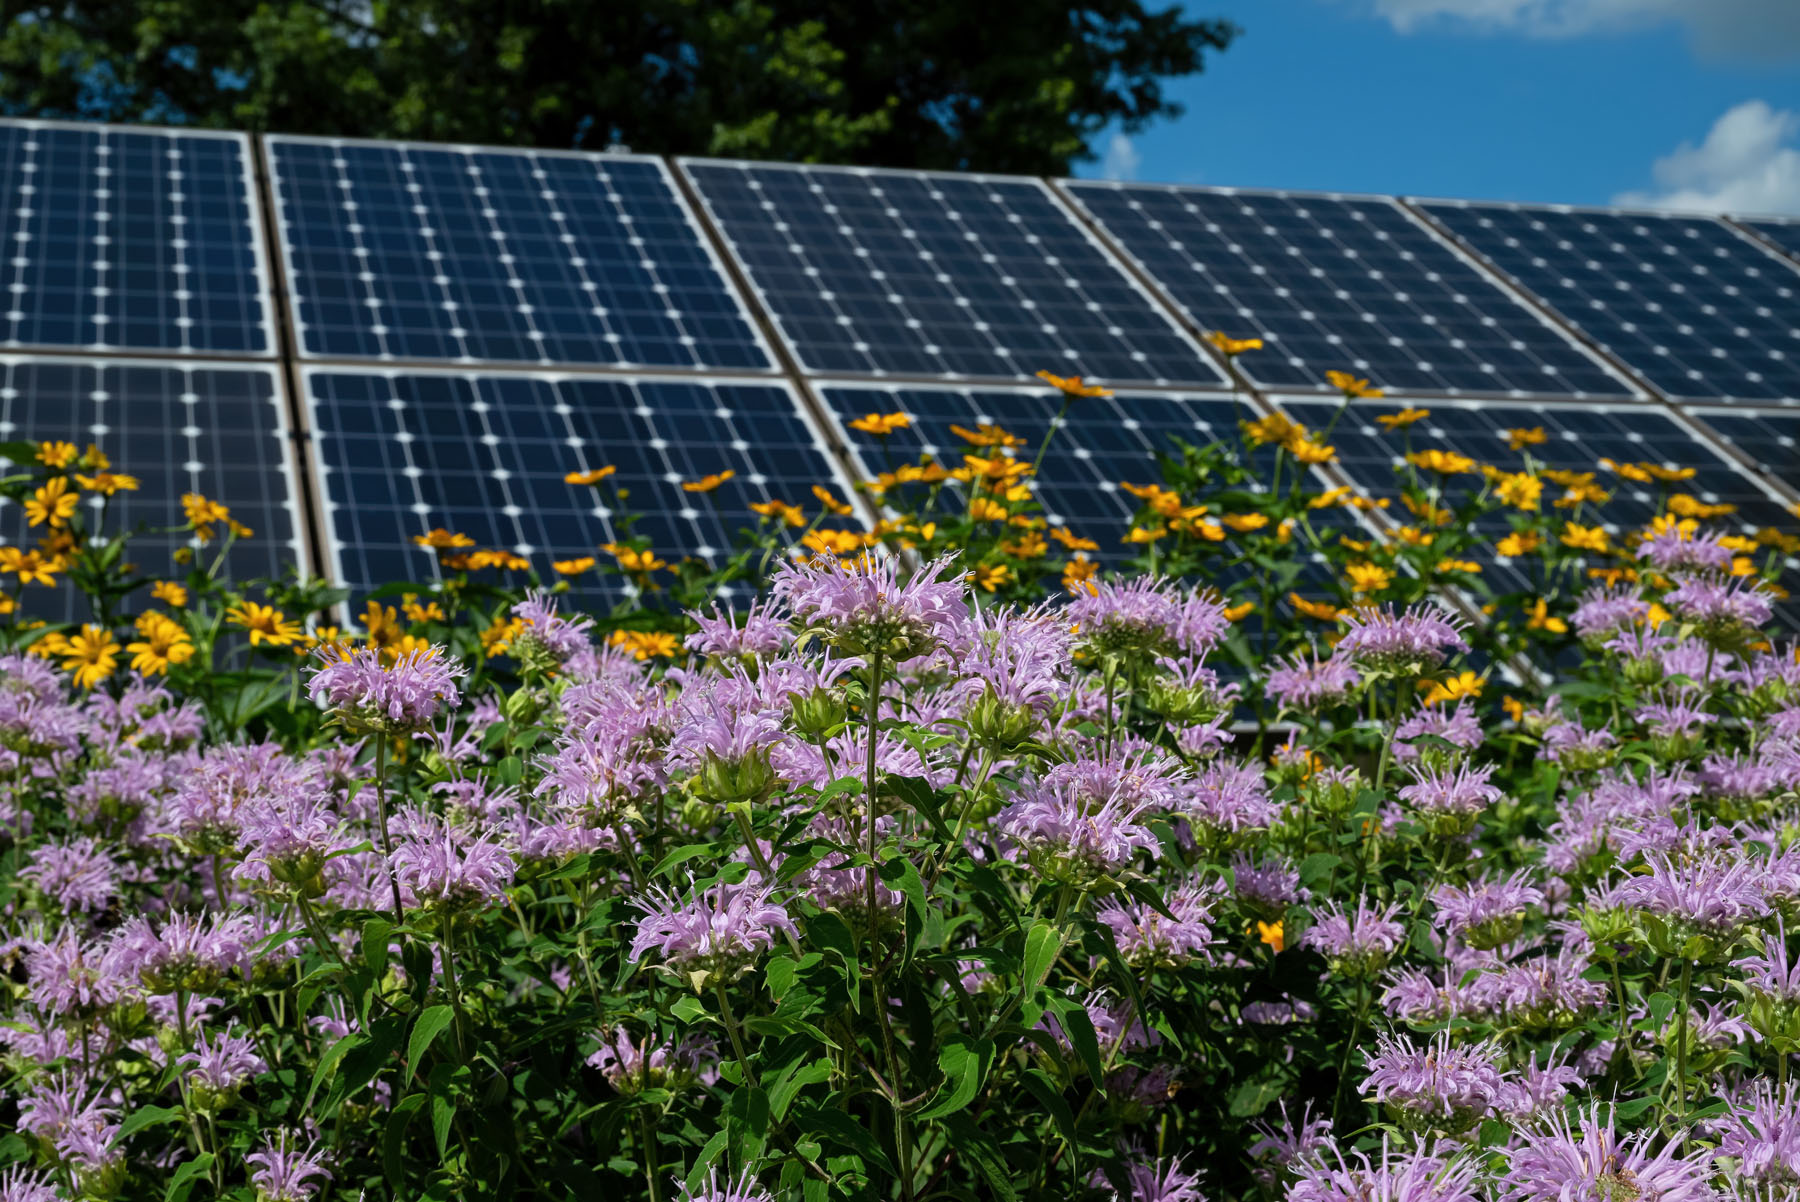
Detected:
[1074,0,1800,214]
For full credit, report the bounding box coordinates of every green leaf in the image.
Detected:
[407,1005,456,1081]
[164,1153,214,1202]
[943,1123,1018,1202]
[322,1014,407,1118]
[1297,852,1342,886]
[796,1102,896,1175]
[1018,1067,1078,1148]
[672,995,708,1024]
[117,1104,183,1139]
[916,1035,994,1120]
[305,1031,363,1112]
[1228,1076,1284,1117]
[1022,919,1062,991]
[651,842,723,878]
[1048,995,1104,1088]
[1647,991,1677,1028]
[431,1091,456,1158]
[383,1093,426,1192]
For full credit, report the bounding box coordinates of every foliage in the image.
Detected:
[0,0,1235,174]
[3,376,1800,1201]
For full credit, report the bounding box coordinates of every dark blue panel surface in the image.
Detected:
[1066,183,1630,398]
[0,358,299,620]
[0,121,270,355]
[268,139,771,371]
[1745,218,1800,268]
[1277,396,1800,631]
[1422,202,1800,403]
[683,162,1226,386]
[1684,407,1800,485]
[307,371,849,603]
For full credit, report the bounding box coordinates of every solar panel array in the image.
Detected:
[0,114,1796,635]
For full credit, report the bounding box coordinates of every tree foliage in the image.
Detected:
[0,0,1235,173]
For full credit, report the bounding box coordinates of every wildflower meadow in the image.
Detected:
[4,366,1800,1202]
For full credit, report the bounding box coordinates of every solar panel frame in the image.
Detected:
[300,365,870,606]
[1735,215,1800,269]
[675,156,1232,388]
[0,116,279,358]
[1057,179,1642,402]
[1412,196,1800,407]
[1675,404,1800,503]
[262,133,781,374]
[0,354,308,620]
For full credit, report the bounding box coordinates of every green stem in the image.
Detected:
[439,911,469,1057]
[1675,958,1693,1140]
[374,736,404,924]
[639,1112,663,1202]
[714,981,754,1086]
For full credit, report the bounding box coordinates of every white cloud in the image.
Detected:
[1363,0,1800,60]
[1614,100,1800,215]
[1100,133,1142,182]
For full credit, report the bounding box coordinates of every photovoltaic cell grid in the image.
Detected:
[1421,201,1800,405]
[1064,183,1630,399]
[682,161,1226,386]
[815,383,1355,615]
[1680,407,1800,490]
[1275,396,1800,632]
[305,370,857,604]
[0,358,301,620]
[1743,218,1800,266]
[0,120,272,355]
[266,138,773,371]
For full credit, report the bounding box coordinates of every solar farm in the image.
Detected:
[2,117,1794,623]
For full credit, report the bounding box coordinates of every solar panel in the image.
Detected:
[1680,406,1800,489]
[1063,182,1633,400]
[303,368,861,605]
[1419,201,1800,405]
[1741,217,1800,267]
[1272,395,1800,631]
[265,136,775,371]
[0,357,303,620]
[0,119,274,356]
[680,160,1227,387]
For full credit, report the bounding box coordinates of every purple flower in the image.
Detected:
[1360,1030,1504,1132]
[1666,576,1774,642]
[178,1027,268,1101]
[674,1167,774,1202]
[1247,1101,1333,1188]
[995,776,1162,887]
[685,600,791,658]
[1714,1080,1800,1189]
[1301,896,1406,977]
[586,1025,719,1094]
[20,836,118,913]
[1493,1050,1585,1122]
[1432,872,1542,950]
[1380,967,1459,1023]
[0,1167,61,1202]
[308,644,465,733]
[389,816,517,912]
[26,929,128,1017]
[1501,1110,1718,1202]
[1616,851,1770,938]
[1041,990,1159,1060]
[954,602,1075,744]
[1097,882,1219,968]
[1393,699,1482,765]
[1460,947,1607,1027]
[1177,758,1279,839]
[1289,1143,1483,1202]
[1735,926,1800,1001]
[16,1075,120,1181]
[104,911,255,992]
[1397,762,1502,830]
[1572,585,1651,645]
[511,590,595,666]
[1094,1156,1205,1202]
[1266,650,1362,712]
[772,552,965,662]
[1066,576,1229,661]
[1639,525,1735,573]
[1231,852,1305,918]
[245,1131,333,1202]
[630,878,797,987]
[1332,604,1469,675]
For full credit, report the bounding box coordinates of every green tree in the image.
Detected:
[0,0,1234,173]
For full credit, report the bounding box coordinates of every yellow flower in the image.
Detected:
[1123,526,1166,544]
[565,466,617,486]
[1288,593,1342,622]
[1502,695,1525,723]
[1493,472,1543,511]
[1376,407,1430,430]
[682,469,736,494]
[227,601,302,647]
[812,485,854,516]
[1050,528,1099,552]
[401,595,446,623]
[1345,561,1392,594]
[1598,457,1653,484]
[1310,486,1353,509]
[968,497,1009,522]
[480,614,525,659]
[960,454,1032,488]
[361,600,402,648]
[1062,555,1099,593]
[1002,532,1047,558]
[1667,494,1736,520]
[969,563,1013,592]
[56,624,119,689]
[0,547,58,586]
[413,528,475,550]
[151,580,188,607]
[1418,670,1483,706]
[25,478,78,528]
[180,493,236,542]
[1406,449,1476,476]
[1325,370,1382,398]
[1035,370,1113,398]
[466,549,531,571]
[607,629,679,661]
[553,557,596,576]
[1207,331,1264,356]
[601,543,668,574]
[1758,528,1800,554]
[1554,482,1610,508]
[36,440,78,468]
[1495,531,1541,558]
[1243,414,1301,448]
[1560,523,1610,553]
[74,472,139,496]
[1224,601,1256,622]
[1221,513,1269,534]
[126,612,195,676]
[848,411,913,436]
[1289,438,1336,465]
[1641,463,1695,484]
[949,423,1025,449]
[1524,597,1568,634]
[1436,559,1481,575]
[1254,920,1285,952]
[1401,495,1453,526]
[744,498,803,528]
[77,443,109,471]
[1505,427,1548,451]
